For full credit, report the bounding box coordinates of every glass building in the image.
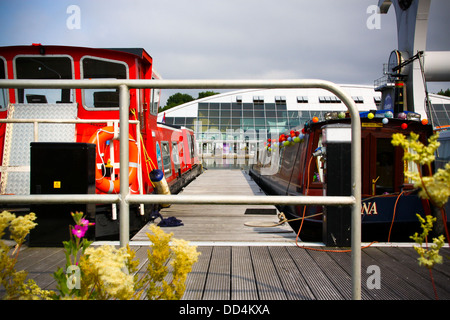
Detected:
[158,85,450,168]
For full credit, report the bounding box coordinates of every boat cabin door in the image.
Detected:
[362,132,403,196]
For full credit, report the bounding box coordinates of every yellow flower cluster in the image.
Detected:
[410,214,445,269]
[1,210,200,300]
[392,132,450,208]
[142,224,200,300]
[79,245,134,300]
[1,211,52,300]
[391,132,440,165]
[9,213,37,246]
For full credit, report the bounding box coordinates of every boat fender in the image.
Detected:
[150,169,171,208]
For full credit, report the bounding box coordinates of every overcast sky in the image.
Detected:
[0,0,449,104]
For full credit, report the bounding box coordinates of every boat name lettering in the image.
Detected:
[361,202,378,215]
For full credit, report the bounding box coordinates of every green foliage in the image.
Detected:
[197,91,220,100]
[52,211,94,299]
[160,92,194,112]
[437,88,450,97]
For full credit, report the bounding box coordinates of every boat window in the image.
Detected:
[189,134,197,159]
[316,135,324,182]
[375,139,395,194]
[150,88,160,115]
[15,56,73,104]
[0,57,7,110]
[161,141,172,177]
[81,57,128,109]
[172,141,180,170]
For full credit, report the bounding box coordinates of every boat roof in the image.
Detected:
[0,44,153,65]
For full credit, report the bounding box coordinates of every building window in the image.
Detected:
[164,117,174,124]
[319,96,341,103]
[275,96,286,104]
[352,96,364,103]
[253,96,264,104]
[374,96,381,106]
[297,96,308,103]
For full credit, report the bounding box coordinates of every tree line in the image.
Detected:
[160,91,219,112]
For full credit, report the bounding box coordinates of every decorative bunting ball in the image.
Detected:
[401,123,408,130]
[368,112,374,119]
[382,118,389,124]
[421,119,428,125]
[312,116,319,123]
[398,112,407,120]
[293,136,301,143]
[338,112,346,119]
[384,111,393,118]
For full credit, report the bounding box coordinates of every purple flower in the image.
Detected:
[80,218,95,227]
[72,225,88,238]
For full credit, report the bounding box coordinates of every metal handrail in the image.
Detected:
[0,78,362,299]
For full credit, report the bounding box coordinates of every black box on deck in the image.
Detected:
[322,124,352,247]
[29,142,96,246]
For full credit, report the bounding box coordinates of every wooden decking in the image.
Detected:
[2,169,449,300]
[4,243,450,300]
[132,169,297,243]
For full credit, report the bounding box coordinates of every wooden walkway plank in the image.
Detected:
[202,246,231,300]
[365,247,448,299]
[326,248,401,300]
[132,170,296,243]
[304,248,372,300]
[393,247,450,298]
[231,246,258,300]
[26,249,66,291]
[249,246,286,300]
[182,246,212,300]
[359,249,430,300]
[268,246,316,300]
[284,247,344,300]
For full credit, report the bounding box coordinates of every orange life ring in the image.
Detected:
[88,126,139,194]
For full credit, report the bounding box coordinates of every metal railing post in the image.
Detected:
[119,84,130,247]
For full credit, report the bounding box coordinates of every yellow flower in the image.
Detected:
[80,245,134,299]
[9,213,37,245]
